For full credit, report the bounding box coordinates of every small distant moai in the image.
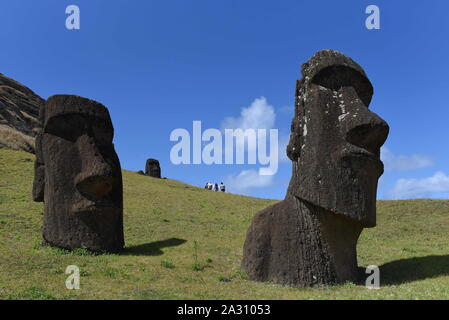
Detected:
[242,50,389,287]
[145,158,161,178]
[32,95,124,253]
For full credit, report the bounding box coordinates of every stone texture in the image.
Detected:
[145,158,161,178]
[32,95,124,253]
[242,49,389,287]
[0,73,45,153]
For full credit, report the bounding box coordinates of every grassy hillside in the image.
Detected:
[0,148,448,299]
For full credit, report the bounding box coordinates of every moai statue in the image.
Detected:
[242,50,389,287]
[32,95,124,253]
[145,158,161,178]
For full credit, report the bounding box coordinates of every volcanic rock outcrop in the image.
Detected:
[242,50,389,287]
[0,73,44,153]
[145,158,161,178]
[32,95,124,253]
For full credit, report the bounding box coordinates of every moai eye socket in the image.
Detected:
[44,114,113,145]
[311,66,373,107]
[44,114,86,142]
[91,120,114,146]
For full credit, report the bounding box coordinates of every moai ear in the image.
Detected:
[32,133,45,202]
[286,80,303,161]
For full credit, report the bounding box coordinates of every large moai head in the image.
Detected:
[286,50,389,227]
[145,158,161,178]
[32,95,124,253]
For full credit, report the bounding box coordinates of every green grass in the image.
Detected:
[0,148,448,299]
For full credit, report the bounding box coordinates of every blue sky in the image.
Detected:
[1,1,448,200]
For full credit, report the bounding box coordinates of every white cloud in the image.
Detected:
[387,171,449,199]
[220,97,290,165]
[220,97,281,175]
[381,147,433,171]
[224,169,274,195]
[278,134,290,163]
[221,96,275,131]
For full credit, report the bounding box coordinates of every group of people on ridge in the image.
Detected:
[205,182,225,192]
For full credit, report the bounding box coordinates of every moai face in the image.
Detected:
[145,159,161,178]
[287,50,389,227]
[33,95,124,252]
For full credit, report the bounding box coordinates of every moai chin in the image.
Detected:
[242,50,389,286]
[32,95,124,253]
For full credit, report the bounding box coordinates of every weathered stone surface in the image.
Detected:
[242,49,389,287]
[0,73,45,153]
[145,158,161,178]
[32,95,124,253]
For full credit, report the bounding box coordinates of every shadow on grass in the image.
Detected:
[360,255,449,285]
[122,238,187,256]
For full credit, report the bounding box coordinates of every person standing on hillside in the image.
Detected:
[220,182,226,192]
[214,183,219,192]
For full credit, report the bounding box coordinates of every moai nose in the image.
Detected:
[76,175,114,198]
[345,109,389,156]
[75,134,117,198]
